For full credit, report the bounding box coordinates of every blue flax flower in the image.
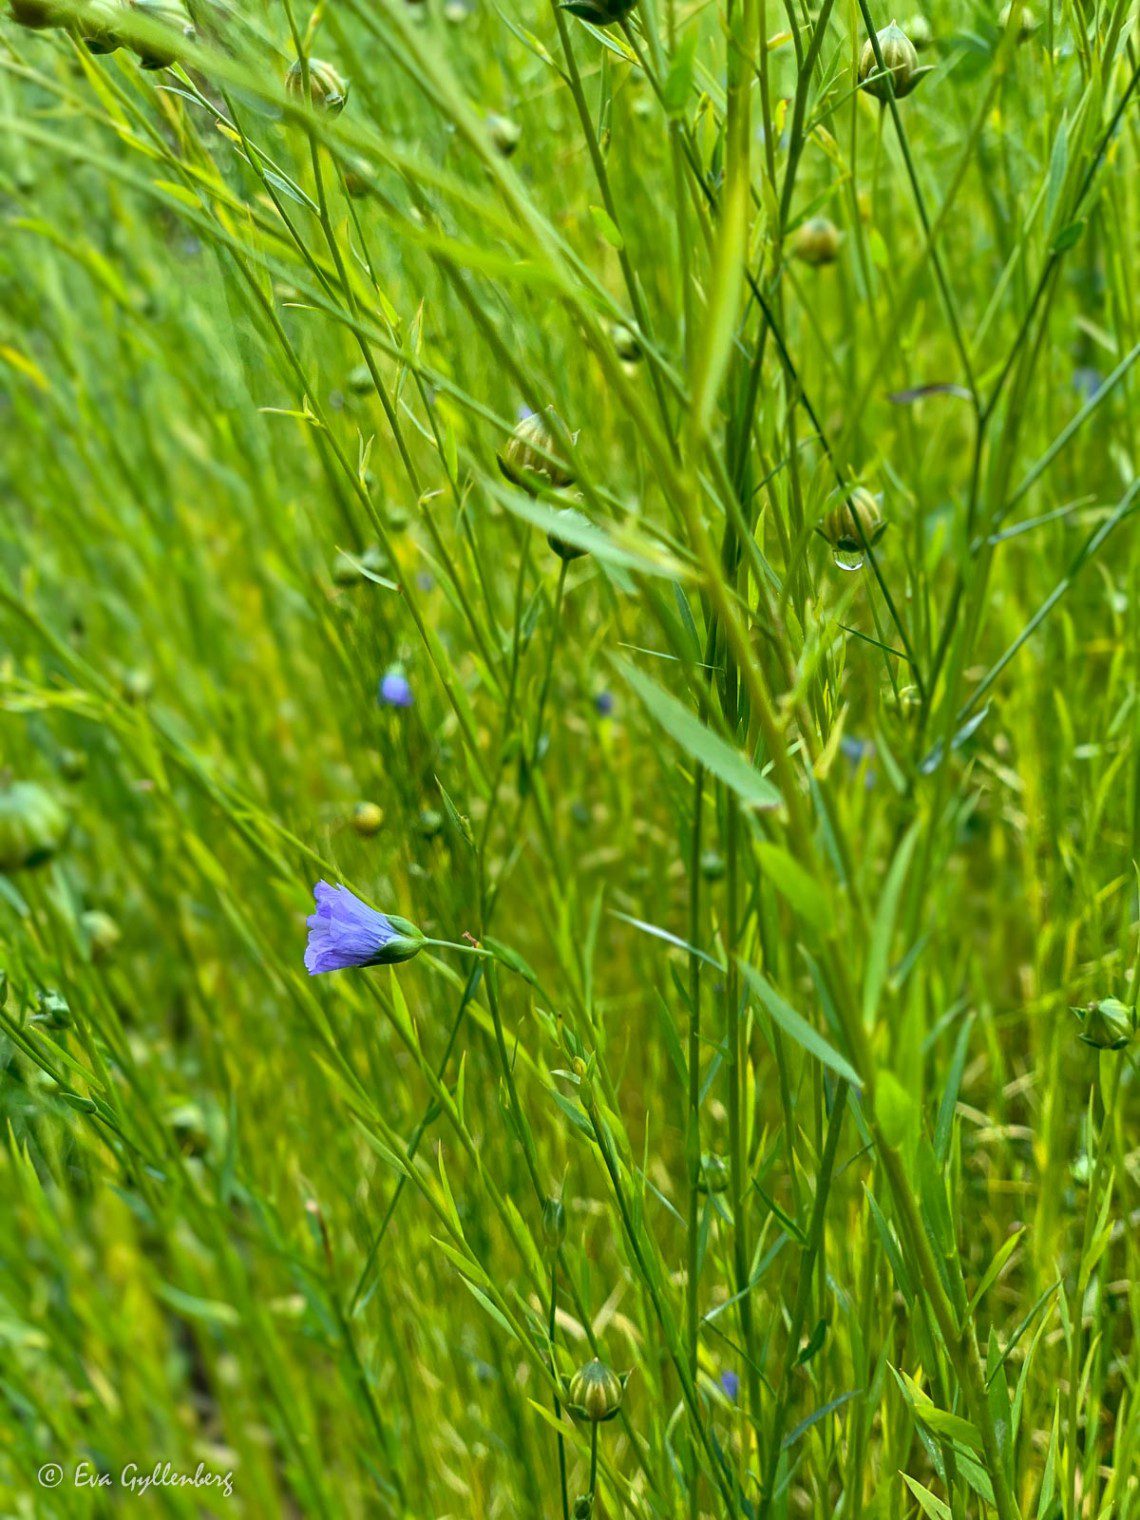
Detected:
[379,669,413,708]
[594,690,615,717]
[719,1370,739,1402]
[305,881,424,974]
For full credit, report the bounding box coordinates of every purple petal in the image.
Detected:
[305,881,396,974]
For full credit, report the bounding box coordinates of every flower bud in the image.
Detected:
[1073,997,1133,1052]
[572,1500,593,1520]
[129,0,194,70]
[342,159,375,198]
[542,1196,567,1252]
[859,21,920,100]
[82,909,121,963]
[121,668,153,704]
[998,2,1036,37]
[0,781,70,873]
[80,0,126,52]
[487,113,522,157]
[820,489,887,555]
[567,1359,625,1423]
[611,323,642,363]
[793,216,841,267]
[8,0,62,27]
[286,58,349,115]
[547,507,592,562]
[698,1151,730,1193]
[561,0,636,22]
[59,748,88,781]
[905,12,933,48]
[700,850,726,881]
[497,409,576,495]
[352,801,384,837]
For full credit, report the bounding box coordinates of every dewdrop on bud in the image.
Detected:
[998,2,1036,38]
[286,58,349,115]
[905,12,933,48]
[487,113,522,157]
[860,21,920,100]
[793,216,841,267]
[497,409,576,495]
[567,1360,626,1422]
[129,0,194,70]
[542,1196,567,1252]
[820,489,886,570]
[1073,997,1133,1052]
[0,781,70,873]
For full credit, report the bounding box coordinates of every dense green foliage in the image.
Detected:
[0,0,1138,1515]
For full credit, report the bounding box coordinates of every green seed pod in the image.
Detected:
[905,12,933,48]
[793,216,841,267]
[567,1359,625,1423]
[121,668,153,704]
[8,0,62,28]
[1073,997,1133,1052]
[820,489,887,553]
[497,409,576,495]
[542,1196,567,1252]
[352,801,384,837]
[700,849,726,881]
[998,2,1036,38]
[698,1151,730,1193]
[82,909,122,963]
[342,158,375,197]
[611,322,642,363]
[80,0,126,53]
[572,1499,593,1520]
[0,781,70,873]
[487,113,522,157]
[129,0,194,70]
[58,747,89,781]
[286,57,349,115]
[859,21,919,100]
[546,507,592,562]
[418,808,444,840]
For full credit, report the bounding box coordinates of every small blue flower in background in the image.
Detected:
[305,881,425,974]
[595,690,615,718]
[416,571,435,592]
[379,668,413,708]
[1072,367,1102,401]
[719,1370,739,1402]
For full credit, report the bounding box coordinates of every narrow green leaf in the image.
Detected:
[756,842,834,933]
[615,657,781,811]
[862,820,920,1023]
[739,963,861,1086]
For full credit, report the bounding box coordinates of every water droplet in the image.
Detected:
[833,548,864,571]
